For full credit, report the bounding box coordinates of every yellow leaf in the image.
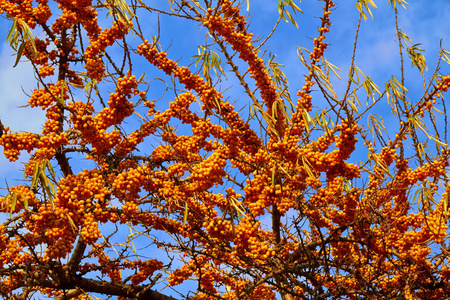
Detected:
[183,201,189,225]
[10,192,17,215]
[67,215,78,234]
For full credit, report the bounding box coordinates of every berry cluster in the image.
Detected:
[84,21,129,82]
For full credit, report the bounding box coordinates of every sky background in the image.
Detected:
[0,0,449,182]
[0,0,450,298]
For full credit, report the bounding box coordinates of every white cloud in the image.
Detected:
[0,43,44,132]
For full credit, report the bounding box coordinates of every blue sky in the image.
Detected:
[0,0,450,298]
[0,1,449,181]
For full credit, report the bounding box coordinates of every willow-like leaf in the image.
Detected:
[85,79,100,97]
[67,215,78,234]
[183,201,188,225]
[385,75,408,115]
[58,81,67,107]
[31,161,41,189]
[388,0,408,10]
[422,183,438,206]
[441,48,450,65]
[10,191,17,216]
[347,97,359,114]
[191,0,201,8]
[299,105,314,133]
[398,29,412,45]
[406,43,427,71]
[341,178,352,192]
[192,46,225,81]
[444,193,448,218]
[22,194,29,212]
[372,154,394,179]
[356,0,377,21]
[137,72,146,83]
[363,76,381,104]
[323,58,342,80]
[417,142,426,161]
[301,155,316,180]
[409,115,445,146]
[278,0,303,28]
[362,165,383,181]
[126,225,139,257]
[271,164,276,188]
[6,18,37,66]
[114,0,135,22]
[212,95,222,115]
[228,196,246,217]
[349,65,365,85]
[313,64,334,94]
[13,42,26,68]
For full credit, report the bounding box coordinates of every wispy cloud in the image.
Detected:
[0,43,44,132]
[0,40,43,177]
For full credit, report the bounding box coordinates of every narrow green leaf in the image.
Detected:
[10,192,17,215]
[31,161,40,189]
[46,159,56,178]
[412,188,421,205]
[13,42,26,67]
[23,195,29,212]
[6,20,17,47]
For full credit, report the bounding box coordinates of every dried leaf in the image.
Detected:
[183,201,188,225]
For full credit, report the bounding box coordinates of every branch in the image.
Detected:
[67,235,86,276]
[54,288,82,300]
[41,276,178,300]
